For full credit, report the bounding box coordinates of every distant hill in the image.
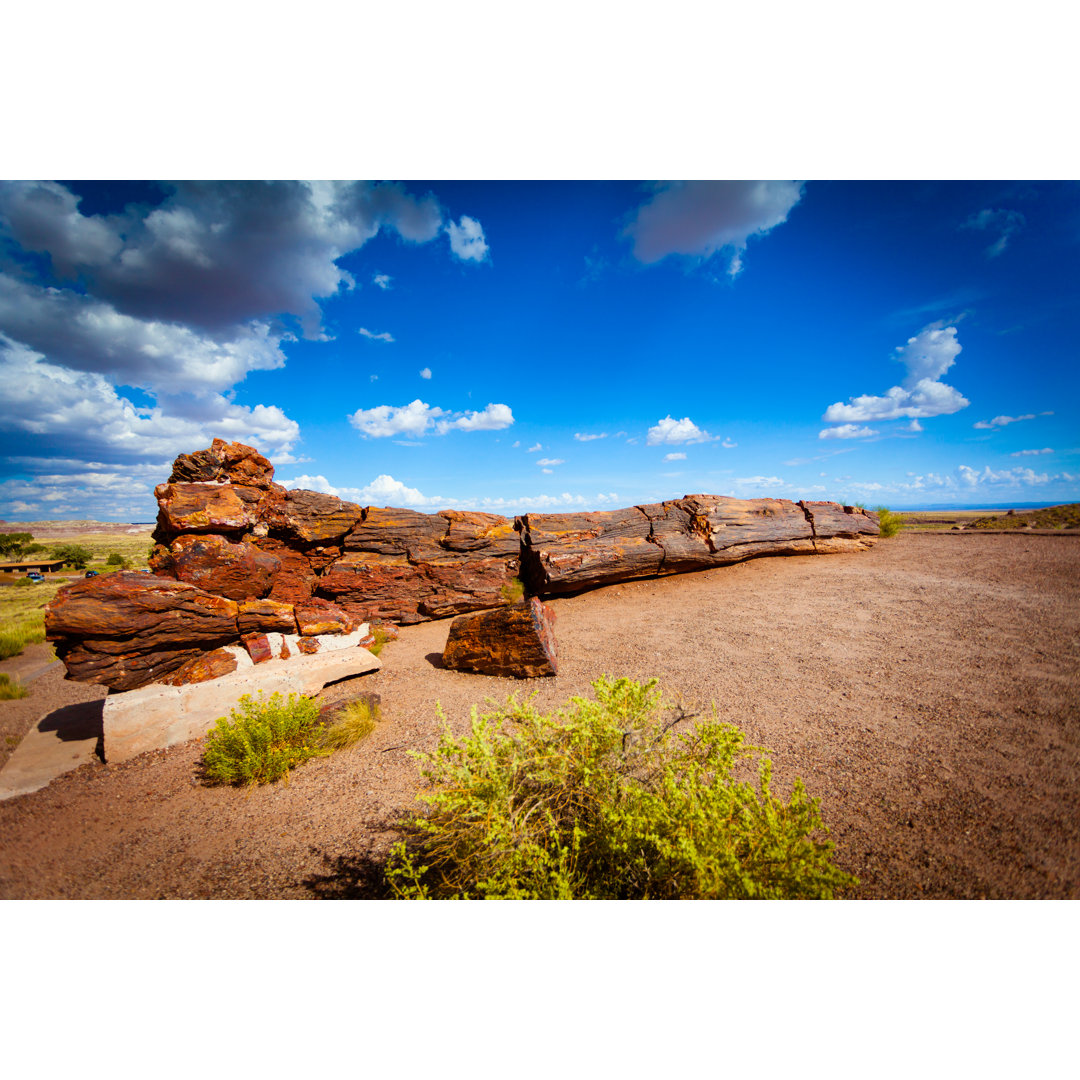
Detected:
[0,520,155,538]
[967,504,1080,530]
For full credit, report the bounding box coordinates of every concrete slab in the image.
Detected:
[103,645,382,763]
[0,698,103,801]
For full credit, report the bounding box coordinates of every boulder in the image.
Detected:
[237,598,298,635]
[153,533,281,600]
[442,598,558,678]
[249,535,320,604]
[295,597,357,636]
[168,438,276,487]
[241,633,274,664]
[159,648,239,686]
[154,482,258,536]
[45,573,240,691]
[264,489,364,543]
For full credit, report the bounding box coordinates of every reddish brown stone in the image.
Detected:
[154,533,280,600]
[295,597,357,636]
[250,535,318,604]
[442,598,558,678]
[154,482,257,535]
[439,511,519,554]
[264,488,364,542]
[279,638,292,660]
[297,637,321,655]
[159,648,239,685]
[242,632,273,664]
[169,438,276,487]
[237,598,297,634]
[45,573,240,691]
[344,506,446,554]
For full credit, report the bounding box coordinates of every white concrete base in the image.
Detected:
[102,645,381,764]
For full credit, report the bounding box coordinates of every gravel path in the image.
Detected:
[1,531,1077,899]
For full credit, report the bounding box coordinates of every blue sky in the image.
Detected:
[0,179,1077,521]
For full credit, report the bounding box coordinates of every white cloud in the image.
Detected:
[419,367,432,379]
[359,327,395,343]
[446,215,489,262]
[735,475,786,488]
[278,473,339,495]
[664,452,687,461]
[541,468,553,474]
[1012,448,1053,456]
[823,323,969,423]
[348,398,513,438]
[906,420,924,432]
[373,273,392,290]
[722,438,737,449]
[647,415,714,445]
[819,424,879,440]
[973,412,1052,429]
[624,181,803,275]
[961,208,1026,258]
[339,474,447,508]
[536,458,564,467]
[574,432,608,442]
[526,443,543,453]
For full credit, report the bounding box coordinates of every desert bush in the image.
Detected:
[320,698,380,750]
[0,673,29,700]
[105,552,128,567]
[367,627,391,657]
[500,577,525,604]
[202,691,329,786]
[51,544,93,570]
[875,506,903,538]
[384,676,857,900]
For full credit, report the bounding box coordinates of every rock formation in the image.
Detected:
[45,439,880,691]
[442,598,559,678]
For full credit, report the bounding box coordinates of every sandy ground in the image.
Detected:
[1,531,1077,899]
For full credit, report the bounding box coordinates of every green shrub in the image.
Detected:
[875,506,904,538]
[202,691,329,786]
[50,543,93,570]
[500,577,525,604]
[0,673,29,700]
[320,698,380,750]
[385,676,857,900]
[105,552,127,567]
[367,627,391,657]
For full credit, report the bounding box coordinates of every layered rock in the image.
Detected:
[442,598,558,678]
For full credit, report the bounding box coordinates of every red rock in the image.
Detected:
[237,598,297,634]
[344,506,446,553]
[279,638,292,660]
[159,648,239,685]
[242,632,273,664]
[297,638,321,655]
[45,572,240,691]
[264,489,364,542]
[169,438,276,487]
[154,533,281,600]
[295,597,357,636]
[250,535,318,604]
[154,482,258,535]
[442,598,558,678]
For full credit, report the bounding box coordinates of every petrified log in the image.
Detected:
[169,438,276,487]
[442,598,558,678]
[294,597,358,636]
[45,572,241,691]
[241,632,274,664]
[237,598,298,634]
[152,533,281,600]
[159,648,239,686]
[264,489,364,543]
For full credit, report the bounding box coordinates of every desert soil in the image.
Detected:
[1,531,1077,899]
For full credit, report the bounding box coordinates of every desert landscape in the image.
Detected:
[1,524,1077,899]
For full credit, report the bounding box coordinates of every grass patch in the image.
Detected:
[0,673,29,700]
[367,627,391,657]
[969,504,1080,530]
[385,676,857,900]
[0,579,63,661]
[321,698,381,750]
[500,576,525,604]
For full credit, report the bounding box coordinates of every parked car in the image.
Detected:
[26,572,44,582]
[85,570,99,578]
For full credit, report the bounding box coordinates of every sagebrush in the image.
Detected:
[320,698,380,750]
[202,691,329,785]
[385,676,857,899]
[875,506,903,538]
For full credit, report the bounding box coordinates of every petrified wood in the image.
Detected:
[169,437,276,487]
[159,648,239,686]
[442,598,558,678]
[237,598,298,635]
[152,533,281,601]
[264,489,364,543]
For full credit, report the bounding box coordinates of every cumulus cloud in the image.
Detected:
[819,424,879,440]
[373,274,392,290]
[526,443,543,453]
[348,398,514,438]
[722,438,737,449]
[646,415,714,445]
[1012,448,1053,456]
[446,215,489,262]
[735,476,786,489]
[574,432,607,441]
[624,181,803,275]
[359,327,395,343]
[664,452,687,461]
[823,323,969,424]
[419,367,432,379]
[536,458,564,467]
[278,473,339,495]
[962,208,1026,257]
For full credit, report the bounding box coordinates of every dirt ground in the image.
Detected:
[1,530,1077,899]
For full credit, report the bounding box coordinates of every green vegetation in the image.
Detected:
[367,627,391,657]
[0,533,35,559]
[875,506,904,538]
[970,503,1080,530]
[202,691,383,785]
[105,552,129,568]
[202,692,329,785]
[0,579,62,661]
[500,576,525,604]
[0,674,29,700]
[50,544,94,570]
[320,698,380,750]
[385,676,856,900]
